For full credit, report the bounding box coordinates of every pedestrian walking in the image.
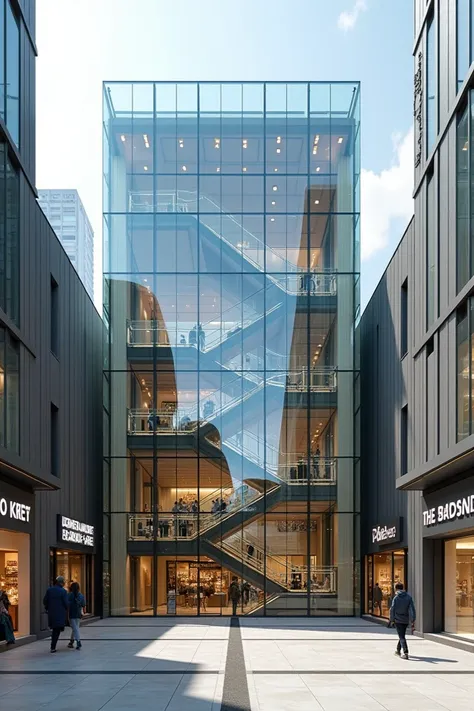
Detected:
[228,576,241,616]
[43,576,69,653]
[373,582,383,616]
[389,582,416,660]
[67,582,86,650]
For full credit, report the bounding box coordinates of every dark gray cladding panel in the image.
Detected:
[360,218,414,554]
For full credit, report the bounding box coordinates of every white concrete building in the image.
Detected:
[38,189,94,301]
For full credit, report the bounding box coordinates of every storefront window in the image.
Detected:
[51,549,94,616]
[0,528,30,637]
[445,535,474,639]
[365,550,406,618]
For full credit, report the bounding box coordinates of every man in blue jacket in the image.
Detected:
[43,576,69,653]
[389,582,416,659]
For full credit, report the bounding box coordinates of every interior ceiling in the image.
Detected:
[115,124,349,175]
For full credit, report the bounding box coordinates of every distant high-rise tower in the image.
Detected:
[38,189,94,300]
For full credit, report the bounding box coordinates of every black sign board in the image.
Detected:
[57,514,95,551]
[371,518,402,547]
[0,479,34,533]
[423,477,474,537]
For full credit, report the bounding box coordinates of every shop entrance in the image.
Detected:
[365,549,406,618]
[445,535,474,639]
[166,560,230,615]
[50,549,94,616]
[0,529,30,637]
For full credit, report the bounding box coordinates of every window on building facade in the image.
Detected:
[457,103,470,291]
[426,14,437,154]
[457,0,472,91]
[0,1,20,147]
[0,142,19,324]
[0,325,19,453]
[401,279,408,357]
[426,169,436,327]
[51,403,59,476]
[51,277,59,356]
[401,405,408,475]
[457,301,473,441]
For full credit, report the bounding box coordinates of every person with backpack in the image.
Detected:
[389,582,416,660]
[67,582,86,650]
[228,576,241,616]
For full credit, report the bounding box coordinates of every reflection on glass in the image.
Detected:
[104,82,360,616]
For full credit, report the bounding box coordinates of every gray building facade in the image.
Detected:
[0,0,102,644]
[362,0,474,641]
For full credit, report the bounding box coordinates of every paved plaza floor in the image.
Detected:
[1,617,474,710]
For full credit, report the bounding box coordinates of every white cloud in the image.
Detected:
[338,0,367,31]
[361,127,414,260]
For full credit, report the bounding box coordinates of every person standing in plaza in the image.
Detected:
[67,582,86,650]
[43,576,69,653]
[389,582,416,660]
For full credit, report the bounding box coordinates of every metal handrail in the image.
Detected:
[126,189,338,296]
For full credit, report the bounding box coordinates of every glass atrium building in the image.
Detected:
[103,82,360,616]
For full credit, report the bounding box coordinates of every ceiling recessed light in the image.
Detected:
[216,166,220,172]
[316,167,320,172]
[143,165,148,171]
[243,139,248,148]
[276,148,281,154]
[312,147,318,155]
[182,165,187,171]
[272,185,278,191]
[120,134,126,142]
[243,167,247,172]
[314,135,319,144]
[270,217,275,222]
[143,134,150,148]
[271,200,276,206]
[276,136,281,144]
[338,137,344,144]
[314,200,320,205]
[274,168,278,172]
[214,138,220,148]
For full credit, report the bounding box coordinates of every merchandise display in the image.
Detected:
[0,551,19,630]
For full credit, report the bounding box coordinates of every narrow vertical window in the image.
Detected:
[5,0,20,147]
[51,276,59,356]
[427,168,436,327]
[51,403,59,476]
[5,334,18,452]
[458,0,470,91]
[401,405,408,476]
[401,279,408,357]
[457,104,469,291]
[457,302,470,441]
[426,14,437,154]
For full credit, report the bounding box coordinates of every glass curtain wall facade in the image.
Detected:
[103,81,360,616]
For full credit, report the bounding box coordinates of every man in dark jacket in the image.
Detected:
[228,576,241,616]
[373,582,383,616]
[43,576,69,653]
[389,582,416,659]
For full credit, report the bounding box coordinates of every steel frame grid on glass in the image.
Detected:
[103,81,360,617]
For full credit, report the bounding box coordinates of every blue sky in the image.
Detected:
[36,0,414,309]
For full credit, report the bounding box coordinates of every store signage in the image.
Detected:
[58,515,95,548]
[0,482,33,532]
[371,519,401,545]
[422,478,474,536]
[423,495,474,528]
[0,497,31,523]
